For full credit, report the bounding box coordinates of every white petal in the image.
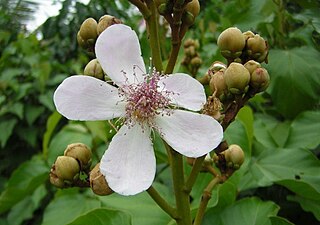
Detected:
[53,75,125,120]
[100,124,156,195]
[155,109,223,157]
[158,73,206,111]
[95,24,146,86]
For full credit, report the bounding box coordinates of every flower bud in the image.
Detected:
[250,67,270,92]
[184,38,195,48]
[224,62,250,94]
[54,156,80,181]
[79,18,98,41]
[217,27,245,59]
[77,31,87,49]
[190,56,202,67]
[227,144,245,169]
[185,45,196,57]
[64,143,92,170]
[49,166,65,188]
[90,163,113,196]
[209,69,227,99]
[83,59,104,80]
[97,15,122,35]
[243,30,255,41]
[183,0,200,25]
[208,61,227,76]
[244,60,261,75]
[246,34,268,63]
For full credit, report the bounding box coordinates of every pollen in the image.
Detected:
[121,69,171,127]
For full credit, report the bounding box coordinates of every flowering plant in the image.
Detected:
[54,24,223,195]
[50,1,272,224]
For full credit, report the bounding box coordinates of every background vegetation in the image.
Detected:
[0,0,319,224]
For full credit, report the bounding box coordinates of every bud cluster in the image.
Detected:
[77,15,122,52]
[213,144,245,172]
[78,15,122,81]
[217,27,268,64]
[50,143,92,188]
[181,38,202,77]
[203,28,270,121]
[155,0,200,27]
[49,143,114,196]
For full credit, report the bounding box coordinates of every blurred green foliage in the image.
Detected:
[0,0,319,225]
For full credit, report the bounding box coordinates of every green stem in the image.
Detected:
[167,145,192,225]
[145,0,163,72]
[193,176,222,225]
[147,186,178,219]
[184,155,206,193]
[165,41,182,74]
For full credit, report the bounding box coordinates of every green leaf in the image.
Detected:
[39,91,55,111]
[68,208,132,225]
[236,106,254,149]
[47,123,92,165]
[0,156,48,214]
[203,197,279,225]
[269,216,295,225]
[241,147,320,197]
[42,111,61,159]
[266,47,320,118]
[25,105,45,126]
[252,114,279,150]
[287,195,320,221]
[85,121,108,142]
[285,111,320,149]
[7,185,47,225]
[0,118,17,148]
[8,102,24,119]
[42,190,101,225]
[225,118,251,157]
[99,183,171,225]
[16,126,38,147]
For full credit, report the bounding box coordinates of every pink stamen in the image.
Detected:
[121,69,171,128]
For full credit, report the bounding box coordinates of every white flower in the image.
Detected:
[53,24,223,196]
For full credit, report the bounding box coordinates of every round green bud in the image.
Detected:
[217,27,245,59]
[224,62,250,94]
[185,45,196,57]
[77,31,87,49]
[184,38,196,48]
[190,56,202,67]
[97,15,122,35]
[243,30,255,41]
[209,69,227,99]
[250,67,270,92]
[54,156,80,181]
[79,18,98,41]
[228,144,245,169]
[64,143,92,169]
[83,59,104,80]
[246,34,268,63]
[90,163,113,196]
[185,0,200,18]
[182,0,200,26]
[244,60,261,75]
[49,166,65,188]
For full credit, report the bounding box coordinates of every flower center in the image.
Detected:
[122,69,171,127]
